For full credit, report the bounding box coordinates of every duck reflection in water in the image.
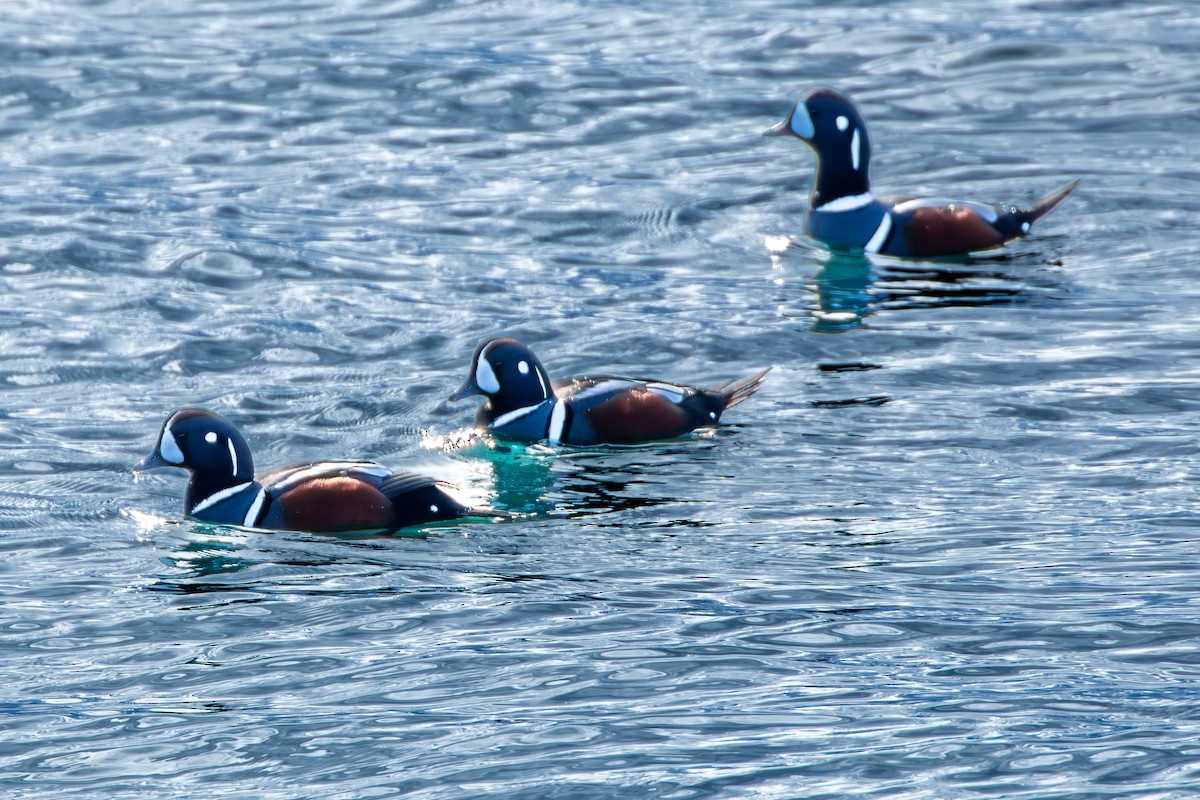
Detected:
[485,438,724,525]
[768,237,1064,333]
[807,251,876,334]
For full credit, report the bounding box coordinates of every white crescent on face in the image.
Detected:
[159,425,185,464]
[791,100,815,139]
[476,355,501,394]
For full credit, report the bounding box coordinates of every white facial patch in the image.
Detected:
[429,504,438,514]
[790,101,814,138]
[836,115,849,132]
[851,128,861,171]
[476,356,501,394]
[205,431,217,444]
[1021,221,1031,234]
[518,360,529,375]
[159,425,185,464]
[227,438,239,475]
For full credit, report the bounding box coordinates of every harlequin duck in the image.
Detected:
[449,337,769,446]
[134,407,469,534]
[763,87,1080,258]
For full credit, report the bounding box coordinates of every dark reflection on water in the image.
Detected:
[777,245,1067,334]
[3,0,1200,797]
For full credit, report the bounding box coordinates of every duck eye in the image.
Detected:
[204,431,218,444]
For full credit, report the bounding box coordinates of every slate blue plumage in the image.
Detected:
[450,338,769,446]
[136,408,469,534]
[764,87,1079,258]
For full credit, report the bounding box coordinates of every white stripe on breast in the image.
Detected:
[492,401,550,428]
[547,401,567,443]
[243,488,267,527]
[191,482,253,515]
[865,213,892,254]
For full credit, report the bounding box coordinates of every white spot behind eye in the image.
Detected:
[836,115,849,131]
[476,357,501,394]
[709,412,717,419]
[429,504,439,513]
[518,360,529,374]
[1021,221,1031,234]
[205,431,218,444]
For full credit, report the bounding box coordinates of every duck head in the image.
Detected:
[136,408,256,509]
[450,338,554,414]
[764,87,872,206]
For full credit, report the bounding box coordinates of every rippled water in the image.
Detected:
[3,0,1200,797]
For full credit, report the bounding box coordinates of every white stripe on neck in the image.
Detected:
[814,192,874,213]
[192,482,253,515]
[492,401,550,429]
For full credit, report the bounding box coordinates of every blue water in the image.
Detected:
[3,0,1200,797]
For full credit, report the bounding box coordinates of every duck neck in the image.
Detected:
[494,367,554,414]
[810,140,871,209]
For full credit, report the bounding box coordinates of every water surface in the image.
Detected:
[3,1,1200,797]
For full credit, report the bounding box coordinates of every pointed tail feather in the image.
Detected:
[1017,181,1084,227]
[715,367,771,410]
[992,178,1079,239]
[1025,178,1080,224]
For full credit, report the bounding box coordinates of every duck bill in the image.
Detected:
[133,451,171,474]
[762,118,795,139]
[449,378,481,402]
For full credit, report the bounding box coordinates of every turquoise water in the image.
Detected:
[3,1,1200,797]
